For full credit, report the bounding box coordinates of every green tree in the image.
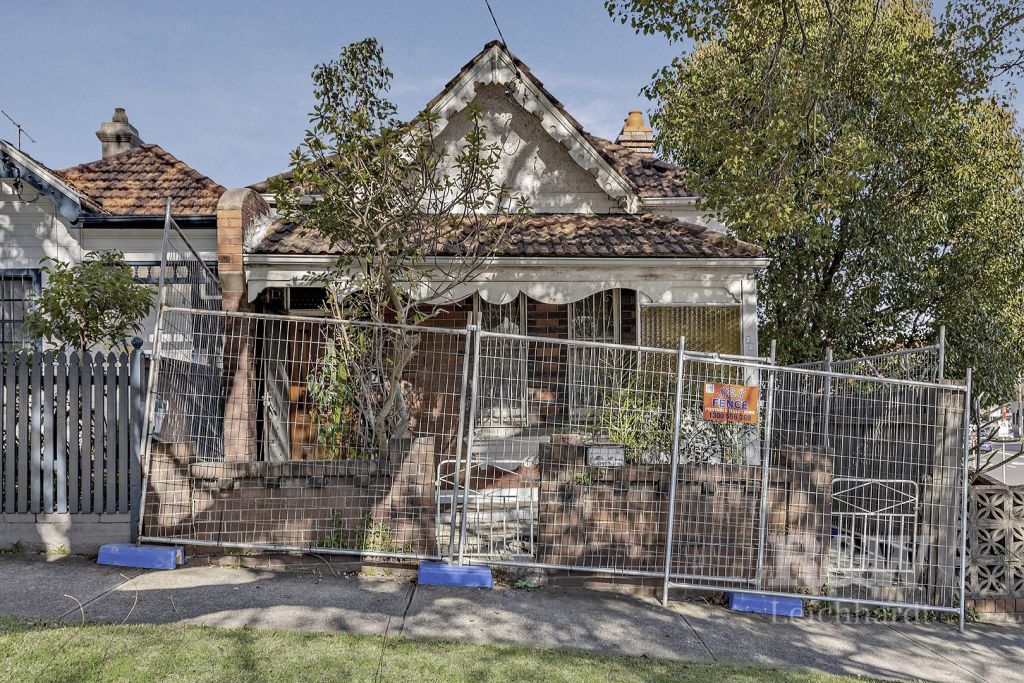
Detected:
[24,250,154,354]
[609,0,1024,402]
[272,39,527,456]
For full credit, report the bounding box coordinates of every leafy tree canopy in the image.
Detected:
[271,39,528,456]
[271,37,527,327]
[24,250,154,354]
[609,0,1024,401]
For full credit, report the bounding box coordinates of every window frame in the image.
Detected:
[0,268,41,350]
[473,292,529,428]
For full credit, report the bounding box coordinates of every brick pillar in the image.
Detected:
[217,189,270,461]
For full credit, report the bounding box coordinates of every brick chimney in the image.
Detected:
[216,188,270,462]
[615,110,654,157]
[96,108,143,158]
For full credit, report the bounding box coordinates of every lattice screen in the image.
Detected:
[640,305,741,355]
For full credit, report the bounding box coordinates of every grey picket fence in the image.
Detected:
[0,339,147,530]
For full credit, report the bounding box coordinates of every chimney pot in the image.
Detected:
[96,108,142,159]
[616,110,654,157]
[625,110,645,130]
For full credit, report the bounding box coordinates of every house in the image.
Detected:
[233,42,766,357]
[0,108,224,349]
[204,42,769,464]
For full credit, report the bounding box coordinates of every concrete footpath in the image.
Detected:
[1,554,1021,682]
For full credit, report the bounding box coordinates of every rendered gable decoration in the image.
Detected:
[422,43,642,214]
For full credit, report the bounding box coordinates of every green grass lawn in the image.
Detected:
[0,617,881,683]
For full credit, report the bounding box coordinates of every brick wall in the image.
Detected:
[536,439,832,590]
[145,438,440,555]
[217,189,270,461]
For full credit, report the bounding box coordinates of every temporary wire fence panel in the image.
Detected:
[142,310,470,560]
[663,357,968,615]
[459,333,679,575]
[794,345,944,383]
[138,249,968,619]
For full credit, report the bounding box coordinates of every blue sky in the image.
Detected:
[3,1,1021,189]
[2,1,679,188]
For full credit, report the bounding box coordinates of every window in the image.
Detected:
[569,291,620,415]
[570,290,619,344]
[475,293,527,427]
[0,270,38,349]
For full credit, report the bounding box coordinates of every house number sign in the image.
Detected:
[702,383,760,424]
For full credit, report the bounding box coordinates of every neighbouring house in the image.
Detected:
[210,42,769,463]
[0,108,224,350]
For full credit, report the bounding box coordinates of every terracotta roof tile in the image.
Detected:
[586,135,695,198]
[57,144,225,216]
[254,213,762,259]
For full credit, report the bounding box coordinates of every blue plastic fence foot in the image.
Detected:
[97,543,184,570]
[417,561,493,589]
[727,592,804,618]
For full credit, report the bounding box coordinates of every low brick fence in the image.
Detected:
[144,437,440,555]
[537,440,832,590]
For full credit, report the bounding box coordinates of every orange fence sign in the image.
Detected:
[702,383,759,424]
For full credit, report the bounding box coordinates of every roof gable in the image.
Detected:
[57,144,225,217]
[250,42,696,204]
[424,41,642,213]
[433,84,622,213]
[0,139,101,222]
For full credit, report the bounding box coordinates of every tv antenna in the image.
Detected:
[2,110,36,150]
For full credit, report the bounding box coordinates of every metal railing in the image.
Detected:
[793,327,946,383]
